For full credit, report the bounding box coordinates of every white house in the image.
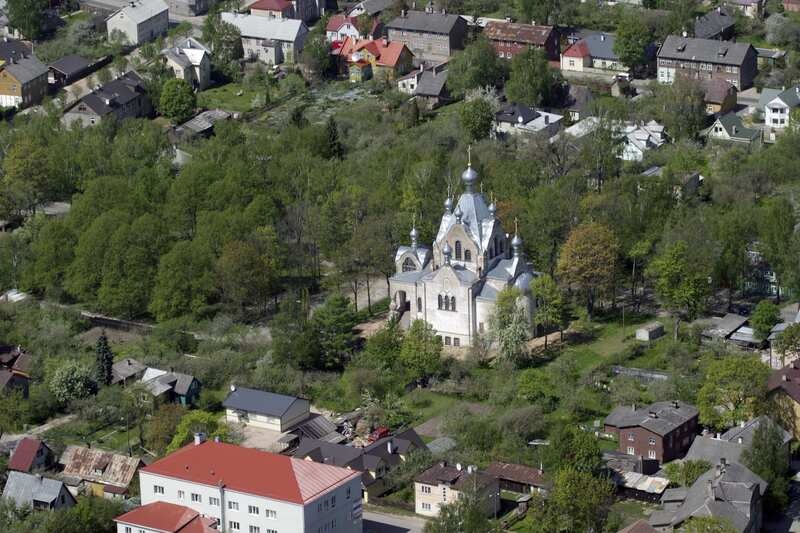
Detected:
[138,436,363,533]
[493,103,562,139]
[223,386,311,432]
[162,37,211,90]
[764,85,800,130]
[555,117,668,162]
[221,12,308,65]
[106,0,168,46]
[325,14,361,43]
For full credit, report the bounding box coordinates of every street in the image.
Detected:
[363,510,427,533]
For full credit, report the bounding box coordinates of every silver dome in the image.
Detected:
[488,202,497,216]
[410,226,419,240]
[461,165,478,190]
[444,197,453,212]
[442,242,452,255]
[511,233,523,248]
[453,205,463,222]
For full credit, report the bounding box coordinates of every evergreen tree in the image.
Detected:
[323,116,344,160]
[95,332,114,386]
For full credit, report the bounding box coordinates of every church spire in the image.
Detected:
[410,214,418,249]
[444,183,453,214]
[461,145,478,193]
[512,217,523,257]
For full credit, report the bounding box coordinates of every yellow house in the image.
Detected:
[0,55,48,109]
[768,362,800,439]
[338,37,414,82]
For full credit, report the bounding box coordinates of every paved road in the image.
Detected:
[363,510,427,533]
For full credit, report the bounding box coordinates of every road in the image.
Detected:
[0,414,76,445]
[363,510,427,533]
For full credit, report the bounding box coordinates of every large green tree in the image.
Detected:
[505,48,561,107]
[95,332,114,386]
[166,410,230,453]
[532,274,565,346]
[741,419,790,512]
[6,0,48,40]
[49,360,97,406]
[424,486,500,533]
[459,97,494,141]
[751,300,780,345]
[399,319,442,382]
[533,467,614,532]
[311,294,357,371]
[160,79,196,123]
[149,240,216,321]
[613,12,652,73]
[446,37,505,99]
[696,355,770,430]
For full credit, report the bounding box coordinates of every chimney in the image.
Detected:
[783,374,789,382]
[467,465,476,474]
[387,440,394,454]
[720,457,726,468]
[505,15,512,23]
[456,463,463,471]
[631,403,636,412]
[230,384,237,392]
[740,420,746,428]
[194,432,207,446]
[538,462,544,475]
[672,400,679,409]
[648,410,658,418]
[682,30,688,38]
[544,115,549,125]
[702,428,709,436]
[737,436,743,444]
[732,125,737,135]
[126,359,131,366]
[439,460,447,468]
[715,433,721,439]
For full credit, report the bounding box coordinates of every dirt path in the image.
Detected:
[1,413,77,444]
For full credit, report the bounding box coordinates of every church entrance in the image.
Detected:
[395,290,410,313]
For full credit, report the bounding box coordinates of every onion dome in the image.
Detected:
[454,205,463,223]
[444,197,453,213]
[442,242,452,264]
[511,234,523,256]
[410,226,419,248]
[488,202,497,218]
[461,165,478,192]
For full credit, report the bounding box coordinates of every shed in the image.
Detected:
[223,385,311,432]
[635,322,664,342]
[48,55,91,86]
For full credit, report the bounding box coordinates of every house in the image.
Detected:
[493,103,562,139]
[59,445,143,498]
[604,401,699,463]
[618,520,659,533]
[701,313,761,347]
[326,14,361,42]
[62,71,151,128]
[221,12,308,65]
[348,0,393,17]
[396,63,450,109]
[701,78,737,114]
[140,367,201,407]
[604,451,668,503]
[763,84,800,131]
[8,437,55,473]
[2,471,76,511]
[556,117,668,161]
[170,109,231,143]
[115,501,218,533]
[0,54,48,109]
[0,344,32,395]
[386,7,468,65]
[138,436,363,533]
[785,0,800,12]
[168,0,208,16]
[250,0,294,19]
[224,385,311,432]
[414,461,500,517]
[111,357,147,385]
[705,112,761,145]
[694,6,735,40]
[335,37,413,81]
[768,361,800,439]
[649,459,766,533]
[0,37,31,63]
[483,21,558,61]
[657,35,757,89]
[485,461,548,494]
[685,417,791,466]
[635,322,664,342]
[726,0,763,18]
[565,84,594,121]
[48,55,92,87]
[561,33,627,74]
[162,37,211,91]
[106,0,169,46]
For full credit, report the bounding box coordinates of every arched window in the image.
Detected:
[450,296,456,311]
[464,249,471,262]
[437,295,443,309]
[444,295,450,311]
[402,258,416,272]
[455,241,462,260]
[417,297,422,312]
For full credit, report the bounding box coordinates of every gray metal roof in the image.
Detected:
[111,357,146,383]
[387,10,464,35]
[415,67,447,97]
[703,312,749,339]
[2,471,68,507]
[772,85,800,108]
[605,401,698,436]
[66,71,145,117]
[658,35,753,66]
[694,7,735,39]
[108,0,167,25]
[712,113,760,142]
[49,54,90,77]
[4,55,48,84]
[221,12,307,42]
[223,386,306,417]
[581,33,618,60]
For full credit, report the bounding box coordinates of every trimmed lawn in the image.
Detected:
[44,419,141,455]
[197,83,266,113]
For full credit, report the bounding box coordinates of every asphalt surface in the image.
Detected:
[363,510,427,533]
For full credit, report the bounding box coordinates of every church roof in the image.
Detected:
[390,264,431,284]
[436,191,492,251]
[486,257,525,281]
[394,245,431,266]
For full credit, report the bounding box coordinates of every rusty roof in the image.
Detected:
[59,445,142,488]
[484,21,554,46]
[485,461,548,488]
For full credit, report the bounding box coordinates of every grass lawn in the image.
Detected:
[44,419,141,454]
[611,499,658,527]
[402,389,463,427]
[197,83,266,114]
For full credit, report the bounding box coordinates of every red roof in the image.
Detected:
[8,437,45,472]
[337,38,409,67]
[115,502,217,533]
[327,14,357,32]
[250,0,292,11]
[141,441,360,504]
[563,40,590,58]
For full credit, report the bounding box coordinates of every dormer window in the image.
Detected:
[402,258,416,272]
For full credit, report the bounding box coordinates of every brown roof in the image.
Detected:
[485,461,547,488]
[415,461,495,491]
[768,361,800,403]
[702,78,735,104]
[59,446,142,489]
[618,519,659,533]
[484,21,554,46]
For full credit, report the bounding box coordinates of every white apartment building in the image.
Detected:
[107,0,169,46]
[137,436,362,533]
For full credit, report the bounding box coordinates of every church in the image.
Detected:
[389,159,535,348]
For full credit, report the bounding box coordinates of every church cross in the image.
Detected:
[467,145,472,167]
[514,217,519,234]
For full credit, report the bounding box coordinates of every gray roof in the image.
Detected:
[758,87,782,110]
[415,67,448,97]
[357,0,394,16]
[605,401,698,436]
[426,436,456,454]
[66,71,145,117]
[180,109,231,134]
[49,54,91,77]
[2,471,69,507]
[685,435,748,465]
[108,0,167,25]
[221,12,307,42]
[771,85,800,109]
[720,416,792,447]
[581,32,618,60]
[694,7,735,39]
[0,39,31,63]
[703,313,749,339]
[387,10,464,35]
[222,386,306,417]
[658,35,754,66]
[111,357,146,383]
[712,113,760,142]
[4,55,48,84]
[567,84,594,113]
[495,103,540,125]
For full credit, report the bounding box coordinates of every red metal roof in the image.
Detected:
[141,441,360,504]
[563,40,590,58]
[250,0,292,11]
[8,437,44,472]
[327,14,357,32]
[115,502,217,533]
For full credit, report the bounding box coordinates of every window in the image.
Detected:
[450,296,456,312]
[209,497,220,506]
[249,527,261,533]
[627,446,635,455]
[442,487,447,501]
[453,337,460,347]
[191,493,201,503]
[331,495,336,508]
[455,241,462,260]
[229,522,240,531]
[153,485,164,494]
[402,257,416,272]
[464,249,471,262]
[437,294,443,309]
[445,336,451,346]
[249,505,260,515]
[444,295,450,311]
[421,485,431,494]
[648,450,657,459]
[422,503,431,511]
[177,490,185,499]
[417,297,422,312]
[267,530,278,533]
[627,433,634,441]
[648,437,656,446]
[125,528,132,533]
[228,501,239,511]
[346,487,351,500]
[479,322,484,333]
[266,509,277,519]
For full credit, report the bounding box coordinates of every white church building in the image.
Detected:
[389,161,535,347]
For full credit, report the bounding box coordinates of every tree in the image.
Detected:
[1,134,54,216]
[49,360,97,406]
[459,97,494,141]
[149,240,216,321]
[649,77,707,141]
[201,14,243,77]
[216,240,278,313]
[146,403,187,456]
[648,241,709,339]
[160,79,196,123]
[741,419,790,511]
[535,467,614,532]
[758,197,796,301]
[544,426,603,475]
[556,222,619,319]
[751,300,780,345]
[424,486,500,533]
[166,410,229,453]
[696,355,770,430]
[663,459,711,487]
[6,0,47,41]
[777,323,800,366]
[682,516,737,533]
[446,37,505,99]
[505,48,561,107]
[44,496,123,533]
[489,288,531,366]
[302,22,334,78]
[399,319,442,382]
[95,332,114,386]
[532,274,565,346]
[613,12,652,73]
[322,116,344,160]
[311,295,357,370]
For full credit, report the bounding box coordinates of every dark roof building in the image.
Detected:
[111,357,147,384]
[485,461,548,493]
[694,6,736,40]
[8,437,54,473]
[415,461,496,491]
[223,386,311,432]
[2,471,76,511]
[48,55,91,85]
[62,71,151,128]
[0,39,31,63]
[605,401,699,463]
[657,36,757,89]
[483,21,558,60]
[386,8,468,64]
[686,417,791,466]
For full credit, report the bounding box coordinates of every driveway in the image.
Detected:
[363,510,427,533]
